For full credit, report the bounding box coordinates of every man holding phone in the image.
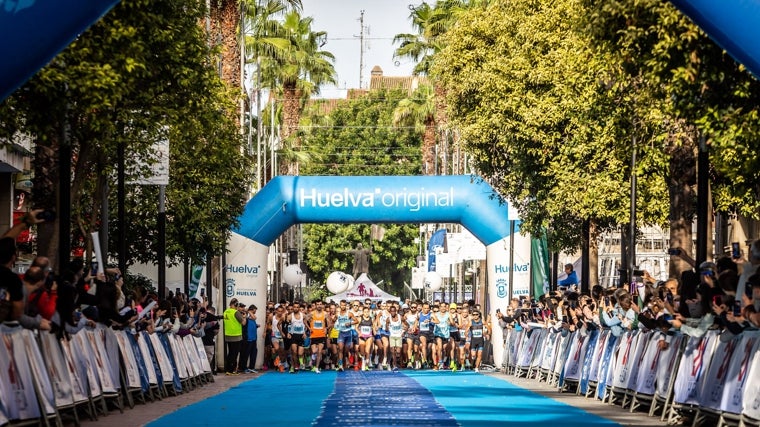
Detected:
[737,240,760,308]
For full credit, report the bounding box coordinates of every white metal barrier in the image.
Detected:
[0,323,213,426]
[499,325,760,427]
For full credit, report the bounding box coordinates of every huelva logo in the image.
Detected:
[298,187,455,212]
[226,264,261,275]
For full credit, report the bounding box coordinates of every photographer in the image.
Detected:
[202,307,221,373]
[601,289,637,337]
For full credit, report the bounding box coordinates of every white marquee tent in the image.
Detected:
[326,273,400,303]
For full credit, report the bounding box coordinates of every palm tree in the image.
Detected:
[260,10,337,175]
[393,83,436,174]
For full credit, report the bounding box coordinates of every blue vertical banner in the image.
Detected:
[427,229,447,272]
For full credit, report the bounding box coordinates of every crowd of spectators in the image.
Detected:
[495,240,760,347]
[0,209,221,371]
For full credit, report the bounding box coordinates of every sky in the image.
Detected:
[301,0,419,98]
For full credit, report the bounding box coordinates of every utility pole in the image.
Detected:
[357,10,366,88]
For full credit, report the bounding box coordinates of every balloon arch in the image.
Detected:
[225,175,530,367]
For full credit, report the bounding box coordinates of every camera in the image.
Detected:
[35,209,56,222]
[732,242,741,259]
[667,248,681,256]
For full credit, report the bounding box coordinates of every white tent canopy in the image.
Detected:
[326,273,400,303]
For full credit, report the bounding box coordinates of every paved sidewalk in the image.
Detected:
[78,370,673,427]
[79,372,255,427]
[488,372,671,426]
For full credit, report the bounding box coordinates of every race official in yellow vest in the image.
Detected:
[223,298,246,375]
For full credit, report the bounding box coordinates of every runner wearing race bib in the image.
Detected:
[357,307,375,371]
[287,301,306,373]
[404,304,420,369]
[418,302,434,369]
[308,300,329,373]
[469,311,487,372]
[386,304,404,372]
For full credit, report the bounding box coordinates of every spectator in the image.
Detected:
[737,240,760,307]
[202,306,220,373]
[0,209,44,323]
[19,265,52,331]
[558,263,578,289]
[241,305,259,373]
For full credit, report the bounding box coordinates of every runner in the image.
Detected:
[418,302,434,369]
[271,305,286,372]
[374,301,390,369]
[357,305,375,371]
[404,302,420,369]
[469,310,488,372]
[455,305,471,370]
[327,303,339,370]
[431,301,452,370]
[349,300,363,370]
[286,301,307,373]
[335,299,358,372]
[386,304,404,372]
[307,300,329,373]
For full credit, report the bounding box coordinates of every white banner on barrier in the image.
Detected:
[71,332,103,398]
[148,333,175,383]
[0,329,40,421]
[86,330,118,394]
[588,330,610,383]
[699,336,738,411]
[59,337,91,404]
[38,331,74,408]
[136,334,159,386]
[539,330,561,371]
[720,332,760,414]
[742,334,760,419]
[610,331,638,390]
[673,330,719,406]
[21,330,56,415]
[113,330,141,389]
[632,332,660,395]
[564,331,591,380]
[656,334,682,398]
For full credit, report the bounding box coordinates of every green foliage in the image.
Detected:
[299,90,423,295]
[432,0,760,253]
[0,0,252,265]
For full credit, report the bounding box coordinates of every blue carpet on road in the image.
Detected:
[314,370,458,427]
[147,370,620,427]
[406,371,619,427]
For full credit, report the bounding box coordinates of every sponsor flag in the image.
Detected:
[427,229,447,272]
[531,233,550,297]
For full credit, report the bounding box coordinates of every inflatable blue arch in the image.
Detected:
[226,175,531,367]
[232,175,512,247]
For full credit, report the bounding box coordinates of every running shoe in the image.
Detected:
[354,363,359,371]
[311,366,318,373]
[407,361,413,368]
[387,364,393,372]
[278,365,285,373]
[299,356,305,367]
[450,361,457,371]
[433,364,439,371]
[474,367,479,373]
[392,366,399,372]
[289,366,295,373]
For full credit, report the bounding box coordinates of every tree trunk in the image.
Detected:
[667,142,697,278]
[423,119,436,175]
[209,0,241,89]
[32,139,60,268]
[281,84,302,175]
